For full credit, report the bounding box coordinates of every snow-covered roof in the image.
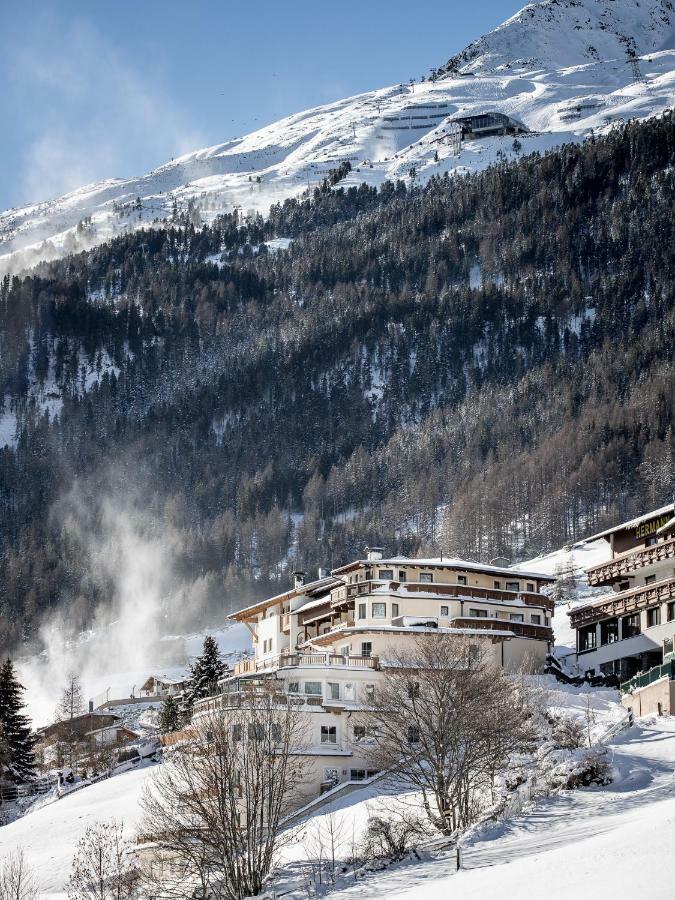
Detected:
[229,575,341,620]
[657,516,675,536]
[303,624,516,643]
[332,556,555,581]
[584,503,674,541]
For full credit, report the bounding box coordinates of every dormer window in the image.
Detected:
[505,581,520,592]
[398,570,407,582]
[457,575,467,586]
[420,573,433,584]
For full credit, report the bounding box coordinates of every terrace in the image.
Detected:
[570,577,675,628]
[586,536,675,586]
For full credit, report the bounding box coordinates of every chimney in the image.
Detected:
[293,571,307,589]
[365,546,384,562]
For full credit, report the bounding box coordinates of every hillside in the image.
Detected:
[2,693,675,900]
[0,112,672,650]
[1,0,674,273]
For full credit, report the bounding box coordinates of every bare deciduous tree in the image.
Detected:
[67,819,137,900]
[0,849,39,900]
[140,686,309,899]
[358,634,533,835]
[57,673,84,722]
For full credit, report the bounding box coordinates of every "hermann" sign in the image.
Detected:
[635,514,671,540]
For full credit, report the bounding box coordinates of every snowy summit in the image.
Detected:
[1,0,674,273]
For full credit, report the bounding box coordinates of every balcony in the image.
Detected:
[331,580,554,613]
[233,651,379,677]
[449,617,553,642]
[570,577,675,628]
[586,536,675,586]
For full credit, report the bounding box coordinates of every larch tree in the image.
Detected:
[57,672,84,722]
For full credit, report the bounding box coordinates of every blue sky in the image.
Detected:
[1,1,522,210]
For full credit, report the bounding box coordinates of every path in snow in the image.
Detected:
[322,717,675,900]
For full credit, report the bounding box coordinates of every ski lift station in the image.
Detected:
[451,111,529,140]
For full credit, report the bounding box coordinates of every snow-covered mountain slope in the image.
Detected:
[1,0,674,274]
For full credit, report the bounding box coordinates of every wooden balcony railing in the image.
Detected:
[331,580,554,613]
[570,577,675,628]
[232,651,378,677]
[586,536,675,586]
[449,617,553,642]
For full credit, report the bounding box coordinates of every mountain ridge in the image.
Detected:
[1,0,674,274]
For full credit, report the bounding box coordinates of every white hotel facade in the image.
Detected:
[193,549,555,796]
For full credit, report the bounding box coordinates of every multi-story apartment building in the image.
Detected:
[568,503,675,684]
[193,549,555,797]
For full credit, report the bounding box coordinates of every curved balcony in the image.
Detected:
[330,580,554,613]
[449,617,553,642]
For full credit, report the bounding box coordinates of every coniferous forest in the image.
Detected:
[0,114,673,650]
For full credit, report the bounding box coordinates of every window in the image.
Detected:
[350,769,367,781]
[645,574,656,585]
[408,682,420,699]
[321,726,337,744]
[419,573,433,583]
[600,618,619,645]
[372,602,387,619]
[398,570,407,582]
[664,637,673,658]
[365,684,376,703]
[531,614,541,625]
[469,608,488,618]
[526,583,535,593]
[353,725,366,741]
[506,581,520,592]
[248,723,264,741]
[622,614,641,638]
[361,642,373,658]
[358,603,367,620]
[668,603,675,623]
[407,725,420,744]
[578,624,597,652]
[618,581,630,592]
[379,569,394,580]
[509,613,524,623]
[647,607,661,628]
[457,575,467,586]
[288,681,299,694]
[232,723,243,741]
[340,645,351,658]
[440,605,449,617]
[270,723,281,743]
[304,682,322,696]
[494,580,501,589]
[392,603,399,618]
[328,682,340,700]
[343,682,355,701]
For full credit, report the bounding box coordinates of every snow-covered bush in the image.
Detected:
[552,715,585,750]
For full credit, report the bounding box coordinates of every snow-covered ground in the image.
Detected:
[1,0,674,273]
[0,763,154,896]
[5,684,674,900]
[280,713,675,900]
[516,536,611,654]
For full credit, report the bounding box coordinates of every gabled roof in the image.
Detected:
[229,575,342,621]
[331,556,555,581]
[583,503,674,542]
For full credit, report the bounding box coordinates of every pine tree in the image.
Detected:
[157,694,179,734]
[182,636,225,719]
[0,659,36,782]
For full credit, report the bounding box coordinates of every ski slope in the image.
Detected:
[1,0,674,273]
